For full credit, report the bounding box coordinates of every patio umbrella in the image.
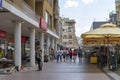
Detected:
[81,23,120,69]
[81,23,120,45]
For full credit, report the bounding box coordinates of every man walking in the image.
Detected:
[78,47,82,62]
[36,46,42,71]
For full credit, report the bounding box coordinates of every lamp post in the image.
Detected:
[104,34,111,69]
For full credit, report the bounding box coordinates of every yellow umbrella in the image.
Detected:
[81,23,120,45]
[81,23,120,68]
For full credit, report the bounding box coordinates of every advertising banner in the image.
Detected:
[0,30,7,39]
[39,18,48,31]
[0,0,2,9]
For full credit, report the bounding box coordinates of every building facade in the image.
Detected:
[115,0,120,27]
[35,0,60,56]
[109,11,117,24]
[62,18,78,49]
[57,16,64,49]
[0,0,59,69]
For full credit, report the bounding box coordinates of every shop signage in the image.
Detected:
[9,37,27,43]
[21,37,27,43]
[83,37,120,44]
[39,18,48,31]
[0,30,7,39]
[0,0,2,9]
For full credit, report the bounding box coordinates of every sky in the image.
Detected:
[59,0,115,37]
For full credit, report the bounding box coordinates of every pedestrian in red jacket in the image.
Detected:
[72,49,77,63]
[69,48,72,62]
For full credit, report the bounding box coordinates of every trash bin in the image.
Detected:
[90,56,97,64]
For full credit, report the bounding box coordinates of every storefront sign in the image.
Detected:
[9,37,27,43]
[21,37,27,43]
[0,30,7,39]
[39,18,48,31]
[0,0,2,9]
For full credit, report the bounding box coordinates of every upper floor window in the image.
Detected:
[69,42,72,45]
[69,35,72,39]
[68,26,71,30]
[68,26,71,32]
[45,11,48,23]
[68,23,73,26]
[63,35,67,39]
[9,0,14,2]
[63,42,67,45]
[45,11,52,29]
[68,30,72,32]
[48,0,52,6]
[63,29,67,32]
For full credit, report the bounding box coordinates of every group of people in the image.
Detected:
[35,46,83,71]
[56,47,82,63]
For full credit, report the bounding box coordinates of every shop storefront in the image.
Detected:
[0,29,7,58]
[9,36,29,61]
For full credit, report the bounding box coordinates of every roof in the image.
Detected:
[92,21,108,29]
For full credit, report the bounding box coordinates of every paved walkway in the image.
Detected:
[0,58,112,80]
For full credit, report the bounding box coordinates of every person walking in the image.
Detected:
[59,49,63,62]
[66,48,69,61]
[50,48,55,61]
[109,52,116,71]
[36,46,42,71]
[69,48,72,62]
[56,49,60,62]
[63,48,67,62]
[77,47,82,62]
[73,49,77,63]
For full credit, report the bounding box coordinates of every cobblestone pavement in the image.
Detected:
[0,58,112,80]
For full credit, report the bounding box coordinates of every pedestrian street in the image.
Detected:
[0,58,112,80]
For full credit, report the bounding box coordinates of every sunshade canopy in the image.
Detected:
[81,23,120,45]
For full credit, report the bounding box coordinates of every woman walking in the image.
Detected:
[69,48,72,62]
[56,49,60,62]
[73,49,77,63]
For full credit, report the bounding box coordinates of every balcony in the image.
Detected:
[35,0,44,2]
[6,0,39,22]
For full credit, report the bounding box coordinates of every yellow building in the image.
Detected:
[35,0,59,33]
